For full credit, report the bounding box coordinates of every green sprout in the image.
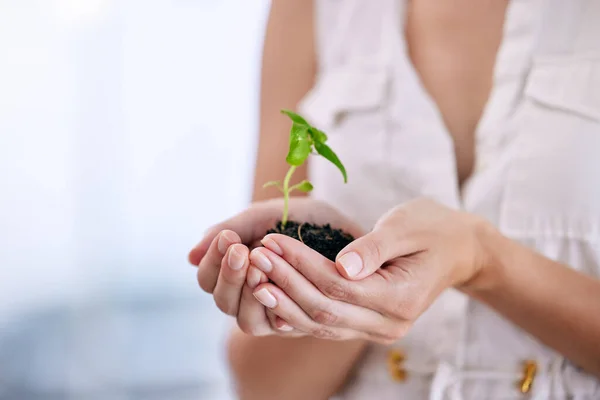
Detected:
[263,109,347,229]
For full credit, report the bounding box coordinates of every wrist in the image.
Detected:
[460,217,508,296]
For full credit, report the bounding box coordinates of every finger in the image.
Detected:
[335,225,419,280]
[197,230,240,293]
[236,284,273,336]
[262,233,400,313]
[213,244,250,316]
[254,283,337,339]
[188,201,283,265]
[265,310,299,335]
[251,245,395,337]
[260,233,355,297]
[188,226,218,266]
[246,265,268,290]
[255,283,372,341]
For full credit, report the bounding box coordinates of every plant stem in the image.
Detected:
[281,165,296,228]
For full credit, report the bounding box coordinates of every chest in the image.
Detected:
[307,1,600,397]
[307,0,600,220]
[404,0,508,184]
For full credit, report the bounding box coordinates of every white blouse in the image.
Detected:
[298,0,600,398]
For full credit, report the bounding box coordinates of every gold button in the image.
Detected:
[518,360,537,394]
[387,349,407,382]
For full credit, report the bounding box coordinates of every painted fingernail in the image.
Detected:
[247,268,261,289]
[254,288,277,308]
[251,250,272,273]
[261,237,283,255]
[218,231,235,254]
[338,252,363,277]
[278,323,293,332]
[228,246,245,271]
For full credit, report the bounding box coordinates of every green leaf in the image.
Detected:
[308,127,328,143]
[314,141,348,183]
[263,180,282,190]
[291,180,314,193]
[281,109,309,126]
[286,123,312,166]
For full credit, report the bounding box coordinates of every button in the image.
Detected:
[517,360,537,394]
[387,349,407,382]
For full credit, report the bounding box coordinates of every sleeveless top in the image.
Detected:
[298,0,600,398]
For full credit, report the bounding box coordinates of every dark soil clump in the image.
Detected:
[267,220,354,262]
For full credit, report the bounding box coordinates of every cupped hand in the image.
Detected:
[188,197,364,336]
[246,198,492,343]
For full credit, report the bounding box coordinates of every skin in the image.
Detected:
[251,0,314,202]
[200,0,367,398]
[191,199,600,381]
[406,0,510,184]
[190,0,600,398]
[249,199,600,376]
[190,199,368,400]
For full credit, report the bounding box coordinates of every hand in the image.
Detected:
[335,197,489,286]
[188,198,364,336]
[246,198,492,343]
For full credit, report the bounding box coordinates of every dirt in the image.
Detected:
[267,220,355,262]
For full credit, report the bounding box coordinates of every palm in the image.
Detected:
[190,198,363,265]
[253,198,363,238]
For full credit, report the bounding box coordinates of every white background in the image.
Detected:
[0,0,269,398]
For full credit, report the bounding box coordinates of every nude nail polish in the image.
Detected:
[253,288,277,308]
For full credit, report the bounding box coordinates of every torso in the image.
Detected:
[405,0,509,185]
[302,0,600,397]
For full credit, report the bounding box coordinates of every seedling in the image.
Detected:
[263,110,347,228]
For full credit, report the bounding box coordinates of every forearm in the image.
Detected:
[469,224,600,377]
[228,327,366,400]
[252,0,315,202]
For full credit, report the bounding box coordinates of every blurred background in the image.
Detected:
[0,1,269,399]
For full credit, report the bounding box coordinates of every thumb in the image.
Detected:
[335,227,415,280]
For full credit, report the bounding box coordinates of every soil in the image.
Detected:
[267,220,355,262]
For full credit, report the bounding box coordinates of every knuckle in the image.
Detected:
[276,272,291,292]
[321,280,351,302]
[220,269,239,286]
[311,306,338,326]
[363,237,384,267]
[312,326,340,340]
[283,251,303,271]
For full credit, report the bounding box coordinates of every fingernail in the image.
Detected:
[228,246,244,271]
[254,288,277,308]
[251,250,272,273]
[338,252,363,277]
[218,231,235,254]
[278,323,293,332]
[247,268,261,289]
[261,237,283,255]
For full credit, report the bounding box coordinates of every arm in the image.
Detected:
[228,2,367,398]
[328,198,600,377]
[237,198,600,394]
[251,0,313,202]
[468,226,600,376]
[229,330,366,400]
